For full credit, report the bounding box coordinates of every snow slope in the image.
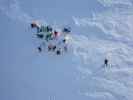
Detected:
[0,0,133,100]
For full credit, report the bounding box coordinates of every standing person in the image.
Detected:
[45,31,53,41]
[104,58,108,67]
[37,46,42,52]
[31,21,40,29]
[62,36,69,52]
[30,21,42,33]
[37,41,46,53]
[53,30,60,39]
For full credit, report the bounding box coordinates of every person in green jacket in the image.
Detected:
[45,32,53,41]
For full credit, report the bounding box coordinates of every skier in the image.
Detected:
[62,39,68,52]
[60,34,70,52]
[45,31,53,41]
[31,21,41,33]
[37,46,42,52]
[62,27,71,33]
[53,30,60,39]
[104,58,108,67]
[31,21,40,28]
[46,25,53,32]
[62,31,71,52]
[56,48,61,55]
[37,41,46,53]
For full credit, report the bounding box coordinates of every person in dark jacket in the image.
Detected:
[62,27,71,33]
[56,49,61,55]
[104,58,108,67]
[31,21,40,32]
[37,46,42,52]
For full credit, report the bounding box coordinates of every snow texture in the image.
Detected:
[0,0,133,100]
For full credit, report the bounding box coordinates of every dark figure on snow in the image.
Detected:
[46,25,53,32]
[36,34,44,39]
[31,22,38,28]
[56,49,61,55]
[31,21,40,32]
[104,58,108,67]
[62,39,68,52]
[37,46,42,52]
[62,27,71,33]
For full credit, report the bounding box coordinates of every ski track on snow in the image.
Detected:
[0,0,33,23]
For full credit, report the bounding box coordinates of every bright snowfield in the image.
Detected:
[1,0,133,100]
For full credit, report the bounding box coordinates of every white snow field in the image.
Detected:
[0,0,133,100]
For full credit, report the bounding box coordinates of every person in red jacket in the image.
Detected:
[53,30,60,39]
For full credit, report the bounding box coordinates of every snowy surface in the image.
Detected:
[0,0,133,100]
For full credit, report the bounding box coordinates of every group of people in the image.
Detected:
[31,21,71,55]
[30,21,110,67]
